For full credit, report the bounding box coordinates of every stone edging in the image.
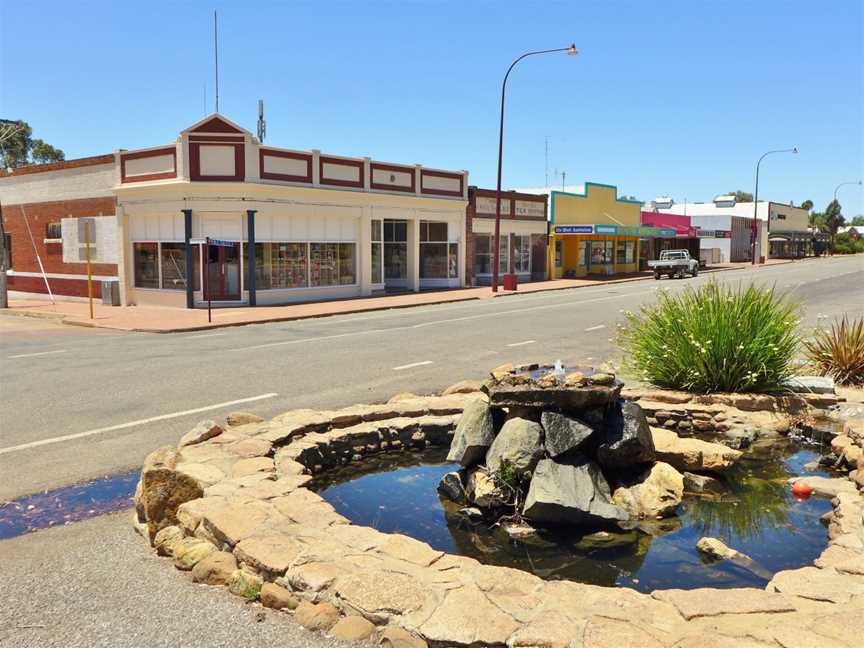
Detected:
[132,385,864,647]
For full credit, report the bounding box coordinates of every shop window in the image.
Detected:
[554,240,562,268]
[133,242,159,289]
[3,234,11,269]
[371,219,383,284]
[46,222,62,240]
[590,240,613,266]
[160,243,188,290]
[473,234,508,275]
[245,242,309,290]
[448,243,458,278]
[310,242,355,287]
[420,221,448,242]
[513,235,531,273]
[384,220,407,242]
[420,221,452,279]
[616,240,636,264]
[338,243,356,285]
[498,235,509,274]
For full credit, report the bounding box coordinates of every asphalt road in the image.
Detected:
[1,255,861,501]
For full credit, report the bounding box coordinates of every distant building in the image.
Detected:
[639,211,700,266]
[656,196,817,262]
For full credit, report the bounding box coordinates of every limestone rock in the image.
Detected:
[651,427,742,473]
[683,472,725,494]
[201,499,275,547]
[583,617,664,648]
[782,375,836,394]
[260,582,299,610]
[437,471,466,503]
[227,438,273,458]
[612,461,684,518]
[177,462,225,487]
[467,469,506,508]
[597,402,656,468]
[388,392,419,403]
[486,381,621,410]
[295,601,340,631]
[330,616,377,640]
[191,550,237,585]
[442,379,483,396]
[231,457,275,478]
[768,565,864,604]
[446,399,495,467]
[651,587,795,620]
[485,417,544,474]
[588,372,615,386]
[785,475,858,498]
[379,627,428,648]
[153,525,185,557]
[523,456,627,525]
[227,568,263,600]
[226,411,264,427]
[419,582,520,646]
[178,420,223,447]
[234,533,304,576]
[696,537,751,562]
[140,446,204,541]
[173,537,217,570]
[541,410,595,458]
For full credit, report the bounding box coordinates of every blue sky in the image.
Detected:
[2,1,862,215]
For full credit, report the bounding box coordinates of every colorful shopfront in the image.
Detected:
[548,183,667,278]
[639,211,700,267]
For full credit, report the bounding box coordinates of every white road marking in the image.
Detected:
[8,349,68,359]
[584,325,606,332]
[185,332,227,340]
[506,340,536,347]
[0,393,279,455]
[234,329,390,352]
[392,360,433,371]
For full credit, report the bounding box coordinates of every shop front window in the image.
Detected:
[448,243,458,278]
[384,220,407,280]
[420,221,451,279]
[590,240,613,266]
[555,239,563,268]
[310,243,338,286]
[474,234,508,275]
[160,242,188,290]
[616,239,636,264]
[513,235,531,273]
[133,242,159,289]
[338,243,356,285]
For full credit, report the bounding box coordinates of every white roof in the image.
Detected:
[659,200,770,220]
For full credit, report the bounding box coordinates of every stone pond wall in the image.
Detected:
[131,379,864,647]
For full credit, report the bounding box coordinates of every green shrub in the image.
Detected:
[619,280,801,393]
[803,316,864,386]
[833,233,864,254]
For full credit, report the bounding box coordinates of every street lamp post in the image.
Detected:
[833,180,862,203]
[491,44,577,292]
[751,147,798,265]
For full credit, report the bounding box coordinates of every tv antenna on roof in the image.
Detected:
[213,10,219,113]
[257,100,266,143]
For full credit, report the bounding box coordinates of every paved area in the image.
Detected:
[6,261,779,333]
[0,255,860,501]
[0,511,349,648]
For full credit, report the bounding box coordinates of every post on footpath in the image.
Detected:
[205,237,212,323]
[84,219,94,319]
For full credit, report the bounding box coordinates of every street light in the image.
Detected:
[751,147,798,265]
[491,44,578,292]
[833,180,862,203]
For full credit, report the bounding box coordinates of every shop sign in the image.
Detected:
[554,225,593,234]
[514,200,546,219]
[595,225,677,237]
[696,229,731,239]
[475,196,512,216]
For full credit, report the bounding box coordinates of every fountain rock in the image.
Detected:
[467,469,507,508]
[485,381,621,410]
[541,410,596,458]
[596,401,656,468]
[696,537,751,562]
[437,471,466,503]
[446,400,495,467]
[485,417,544,474]
[651,427,742,473]
[523,456,627,525]
[612,462,684,519]
[683,472,726,494]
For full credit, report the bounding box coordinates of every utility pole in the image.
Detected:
[561,170,567,191]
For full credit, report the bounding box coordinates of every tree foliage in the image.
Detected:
[850,215,864,226]
[727,190,754,202]
[0,119,64,168]
[800,199,813,211]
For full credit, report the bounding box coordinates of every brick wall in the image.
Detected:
[2,196,118,296]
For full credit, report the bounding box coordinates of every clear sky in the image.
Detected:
[2,1,862,215]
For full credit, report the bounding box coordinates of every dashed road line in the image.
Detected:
[8,349,68,359]
[506,340,536,347]
[584,325,606,332]
[392,360,433,371]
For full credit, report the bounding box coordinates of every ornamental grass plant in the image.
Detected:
[803,316,864,386]
[619,280,802,394]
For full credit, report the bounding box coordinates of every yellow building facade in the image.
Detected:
[548,183,661,278]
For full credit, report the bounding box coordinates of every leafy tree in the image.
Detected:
[30,139,65,164]
[824,200,845,250]
[727,190,754,202]
[800,199,813,211]
[0,119,64,168]
[809,212,827,232]
[851,215,864,226]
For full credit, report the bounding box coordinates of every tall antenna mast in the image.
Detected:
[214,10,219,113]
[257,99,266,143]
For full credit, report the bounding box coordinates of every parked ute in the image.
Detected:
[647,249,699,279]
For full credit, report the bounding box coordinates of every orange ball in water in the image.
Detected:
[791,481,812,499]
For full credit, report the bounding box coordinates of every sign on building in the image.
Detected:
[475,196,512,216]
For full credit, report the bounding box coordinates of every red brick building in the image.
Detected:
[1,155,119,299]
[466,187,548,286]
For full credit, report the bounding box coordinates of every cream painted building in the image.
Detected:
[114,114,468,308]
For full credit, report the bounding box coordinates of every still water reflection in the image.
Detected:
[314,442,832,592]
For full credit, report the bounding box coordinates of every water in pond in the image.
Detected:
[0,470,139,540]
[314,442,834,592]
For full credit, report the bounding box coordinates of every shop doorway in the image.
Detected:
[204,241,241,300]
[383,219,408,291]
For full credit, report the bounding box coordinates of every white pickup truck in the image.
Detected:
[647,249,699,279]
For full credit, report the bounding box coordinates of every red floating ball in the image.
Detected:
[791,481,812,498]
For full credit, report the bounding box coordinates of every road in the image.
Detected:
[1,255,861,501]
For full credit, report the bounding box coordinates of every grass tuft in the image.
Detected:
[803,315,864,386]
[618,280,802,394]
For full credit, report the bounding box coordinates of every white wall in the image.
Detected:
[0,163,115,204]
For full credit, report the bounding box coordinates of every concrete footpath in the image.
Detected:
[2,261,788,334]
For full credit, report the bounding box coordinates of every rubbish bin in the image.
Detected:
[101,279,120,306]
[503,273,518,291]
